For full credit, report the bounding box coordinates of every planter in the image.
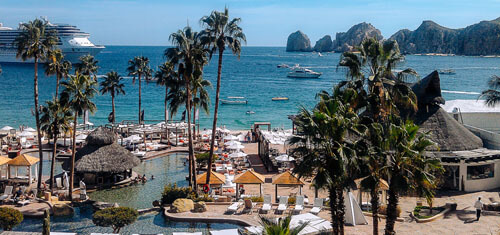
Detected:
[410,203,455,223]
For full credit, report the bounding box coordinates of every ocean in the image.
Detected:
[1,46,499,130]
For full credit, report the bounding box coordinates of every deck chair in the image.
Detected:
[310,198,324,215]
[0,186,13,202]
[243,199,256,214]
[226,201,242,214]
[293,196,304,214]
[56,177,63,189]
[260,194,272,214]
[276,196,288,214]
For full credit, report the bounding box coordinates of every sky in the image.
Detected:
[1,0,500,46]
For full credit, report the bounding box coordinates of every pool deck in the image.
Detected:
[0,201,51,217]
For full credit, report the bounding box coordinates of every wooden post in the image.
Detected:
[259,183,262,196]
[236,183,239,199]
[275,184,278,203]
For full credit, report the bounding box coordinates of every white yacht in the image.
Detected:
[287,65,322,78]
[0,19,104,63]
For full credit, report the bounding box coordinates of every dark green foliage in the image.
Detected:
[42,209,50,235]
[0,207,23,231]
[191,193,215,202]
[92,207,138,233]
[249,196,264,203]
[412,206,445,219]
[257,215,308,235]
[161,183,193,205]
[195,152,218,165]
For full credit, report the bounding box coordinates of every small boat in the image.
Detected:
[246,111,255,114]
[221,98,248,105]
[318,52,323,57]
[287,65,322,78]
[438,69,456,75]
[277,63,290,68]
[272,97,289,101]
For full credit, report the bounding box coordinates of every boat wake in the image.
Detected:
[441,90,480,95]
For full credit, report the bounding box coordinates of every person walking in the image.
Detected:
[474,196,484,221]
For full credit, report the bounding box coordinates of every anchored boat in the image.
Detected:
[287,65,322,78]
[272,97,289,101]
[221,97,248,105]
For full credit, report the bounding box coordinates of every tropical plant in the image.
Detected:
[45,49,72,98]
[155,62,177,124]
[127,56,152,124]
[40,98,72,191]
[42,209,50,235]
[256,215,308,235]
[60,73,97,200]
[480,75,500,107]
[15,17,57,190]
[92,207,138,233]
[165,26,208,190]
[161,183,193,205]
[75,54,99,79]
[200,7,246,184]
[190,71,211,137]
[0,207,23,231]
[195,152,218,166]
[100,71,126,123]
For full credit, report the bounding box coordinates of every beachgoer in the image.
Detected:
[474,196,484,221]
[151,175,155,180]
[13,187,23,202]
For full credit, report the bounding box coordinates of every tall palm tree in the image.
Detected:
[191,67,212,138]
[155,62,177,125]
[256,215,308,235]
[100,71,126,123]
[480,75,500,106]
[165,26,208,190]
[60,73,97,201]
[45,49,72,98]
[15,18,57,190]
[200,8,246,184]
[40,98,72,191]
[127,56,152,124]
[75,54,99,79]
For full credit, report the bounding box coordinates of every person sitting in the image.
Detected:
[13,188,23,203]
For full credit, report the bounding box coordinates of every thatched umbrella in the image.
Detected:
[411,71,483,151]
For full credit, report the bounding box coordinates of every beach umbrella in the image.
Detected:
[0,126,14,131]
[224,140,241,146]
[224,135,238,141]
[18,131,34,137]
[229,152,247,158]
[24,127,36,132]
[275,154,295,162]
[228,143,245,150]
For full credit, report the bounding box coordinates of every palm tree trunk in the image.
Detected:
[55,73,61,99]
[385,179,398,235]
[206,48,224,185]
[337,188,345,235]
[69,114,78,201]
[185,74,196,191]
[165,86,169,144]
[329,186,339,235]
[371,187,380,235]
[50,133,58,192]
[138,74,142,124]
[111,94,116,123]
[192,102,196,141]
[34,57,44,190]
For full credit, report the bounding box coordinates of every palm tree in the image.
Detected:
[191,68,212,138]
[383,121,441,235]
[45,49,72,98]
[165,26,208,190]
[75,54,99,79]
[127,56,152,124]
[155,62,177,125]
[15,18,57,190]
[40,98,72,191]
[60,73,97,200]
[480,75,500,106]
[200,8,246,184]
[100,71,126,123]
[256,215,308,235]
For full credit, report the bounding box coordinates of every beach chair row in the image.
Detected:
[226,194,325,215]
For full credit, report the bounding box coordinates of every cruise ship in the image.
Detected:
[0,19,104,63]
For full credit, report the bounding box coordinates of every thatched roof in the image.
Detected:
[0,156,11,166]
[234,169,265,184]
[196,171,226,185]
[354,177,389,191]
[86,127,116,146]
[410,71,483,151]
[8,154,39,166]
[272,171,304,185]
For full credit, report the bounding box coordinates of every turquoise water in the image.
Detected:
[1,47,500,130]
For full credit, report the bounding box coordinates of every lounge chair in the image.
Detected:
[243,199,256,214]
[226,201,242,214]
[310,198,324,215]
[0,186,13,202]
[293,196,304,214]
[209,229,239,235]
[260,194,272,214]
[276,196,288,214]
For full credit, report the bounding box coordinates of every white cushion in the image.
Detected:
[278,205,286,211]
[262,204,271,211]
[310,207,321,214]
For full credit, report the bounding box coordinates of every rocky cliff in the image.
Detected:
[390,18,500,55]
[286,31,312,52]
[332,22,383,52]
[313,35,333,52]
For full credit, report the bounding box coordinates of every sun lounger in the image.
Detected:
[293,196,304,214]
[172,233,202,235]
[226,201,242,214]
[17,199,30,207]
[310,198,324,215]
[243,199,256,214]
[0,186,13,202]
[260,194,272,214]
[276,196,288,214]
[209,229,239,235]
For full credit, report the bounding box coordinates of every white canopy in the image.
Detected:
[0,126,14,131]
[275,154,295,162]
[124,135,142,142]
[224,140,241,146]
[227,143,245,150]
[229,152,247,158]
[223,135,238,141]
[24,127,36,132]
[18,131,34,137]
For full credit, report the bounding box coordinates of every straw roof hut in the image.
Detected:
[0,155,11,166]
[411,71,483,151]
[7,153,40,183]
[234,169,266,197]
[0,156,8,180]
[8,154,39,166]
[272,171,304,202]
[196,171,226,185]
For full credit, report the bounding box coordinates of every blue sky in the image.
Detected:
[1,0,499,46]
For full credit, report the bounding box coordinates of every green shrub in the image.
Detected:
[250,196,263,202]
[378,205,402,217]
[92,207,138,233]
[0,207,23,231]
[413,206,445,219]
[196,152,218,165]
[191,193,215,202]
[288,196,296,205]
[161,183,193,205]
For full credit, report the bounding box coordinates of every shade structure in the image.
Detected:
[227,143,245,150]
[354,177,389,191]
[196,171,226,185]
[223,135,238,141]
[24,127,36,132]
[275,154,295,162]
[272,171,304,202]
[234,169,265,184]
[18,131,34,137]
[228,152,247,158]
[224,140,241,146]
[0,156,11,166]
[0,126,14,131]
[8,154,40,166]
[124,135,142,143]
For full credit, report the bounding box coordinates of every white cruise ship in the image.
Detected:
[0,19,104,63]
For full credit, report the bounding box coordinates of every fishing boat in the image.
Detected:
[438,69,456,75]
[246,111,255,114]
[287,65,322,78]
[272,97,289,101]
[277,63,290,68]
[221,97,248,105]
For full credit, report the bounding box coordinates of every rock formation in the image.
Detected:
[313,35,333,52]
[332,22,383,52]
[286,31,312,52]
[390,17,500,55]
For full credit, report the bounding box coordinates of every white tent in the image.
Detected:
[18,131,34,137]
[275,154,295,162]
[0,126,14,131]
[344,191,368,226]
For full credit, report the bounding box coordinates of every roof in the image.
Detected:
[355,177,389,191]
[234,169,266,184]
[86,127,116,146]
[0,156,10,166]
[441,99,500,113]
[411,70,445,107]
[8,154,39,166]
[272,171,304,185]
[196,171,226,185]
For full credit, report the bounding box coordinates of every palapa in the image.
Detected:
[196,171,225,185]
[354,177,389,191]
[8,154,39,166]
[0,156,10,166]
[234,169,265,184]
[272,171,304,185]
